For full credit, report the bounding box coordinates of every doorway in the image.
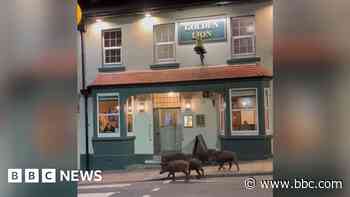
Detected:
[153,108,181,154]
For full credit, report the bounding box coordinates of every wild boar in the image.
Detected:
[188,158,205,178]
[161,152,191,163]
[160,160,190,181]
[194,149,217,164]
[209,150,240,171]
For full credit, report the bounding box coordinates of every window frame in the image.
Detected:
[264,88,273,134]
[229,88,259,136]
[218,94,226,135]
[96,92,121,138]
[153,23,176,64]
[183,114,194,128]
[127,96,135,136]
[231,16,256,57]
[102,28,123,66]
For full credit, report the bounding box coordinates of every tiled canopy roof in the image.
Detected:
[89,64,272,88]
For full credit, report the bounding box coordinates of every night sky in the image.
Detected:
[78,0,261,11]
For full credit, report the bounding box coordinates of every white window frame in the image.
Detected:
[218,94,226,135]
[230,88,259,136]
[102,29,122,66]
[127,96,135,136]
[231,16,256,57]
[154,23,176,63]
[96,92,120,137]
[264,88,273,135]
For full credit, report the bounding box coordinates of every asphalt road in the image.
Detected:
[78,175,273,197]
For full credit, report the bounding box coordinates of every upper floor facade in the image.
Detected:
[81,1,273,86]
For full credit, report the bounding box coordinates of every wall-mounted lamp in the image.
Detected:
[145,12,152,17]
[185,100,192,111]
[138,101,145,113]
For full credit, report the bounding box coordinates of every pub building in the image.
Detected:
[78,0,273,170]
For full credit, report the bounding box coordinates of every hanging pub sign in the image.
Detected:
[178,18,227,44]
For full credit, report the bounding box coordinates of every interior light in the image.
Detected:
[185,100,192,111]
[96,18,103,23]
[145,12,152,17]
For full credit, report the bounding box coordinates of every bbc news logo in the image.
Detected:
[8,169,102,183]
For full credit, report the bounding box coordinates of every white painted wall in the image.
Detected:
[180,93,219,154]
[134,95,154,154]
[82,1,273,85]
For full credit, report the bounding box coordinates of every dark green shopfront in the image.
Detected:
[82,64,273,170]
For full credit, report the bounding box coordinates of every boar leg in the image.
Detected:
[183,170,189,182]
[234,160,240,172]
[195,169,201,179]
[171,172,176,181]
[228,161,232,170]
[200,168,205,176]
[218,162,224,170]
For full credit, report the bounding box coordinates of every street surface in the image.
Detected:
[78,175,273,197]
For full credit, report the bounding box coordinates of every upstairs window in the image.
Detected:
[154,23,176,63]
[231,16,255,56]
[103,29,122,65]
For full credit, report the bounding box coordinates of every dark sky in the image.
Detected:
[78,0,263,11]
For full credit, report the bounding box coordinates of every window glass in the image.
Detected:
[196,114,206,128]
[231,16,255,56]
[154,23,175,63]
[98,95,120,136]
[231,89,257,132]
[264,88,272,132]
[127,96,134,135]
[103,29,122,65]
[184,115,193,128]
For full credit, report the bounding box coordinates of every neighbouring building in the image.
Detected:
[78,0,273,170]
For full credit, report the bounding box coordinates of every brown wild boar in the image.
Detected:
[210,150,240,171]
[188,158,205,178]
[160,160,190,181]
[161,152,191,163]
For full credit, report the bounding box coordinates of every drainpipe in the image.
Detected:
[78,18,90,170]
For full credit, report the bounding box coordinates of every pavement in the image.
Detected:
[78,175,273,197]
[79,159,272,185]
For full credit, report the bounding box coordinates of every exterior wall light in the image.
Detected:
[185,100,192,111]
[138,101,145,112]
[145,12,152,17]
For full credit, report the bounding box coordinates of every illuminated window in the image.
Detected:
[219,94,225,135]
[264,88,273,133]
[127,96,134,135]
[97,93,120,137]
[154,23,175,63]
[230,89,257,134]
[103,29,122,65]
[184,115,193,128]
[231,16,255,56]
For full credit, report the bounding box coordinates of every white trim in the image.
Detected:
[96,92,120,138]
[229,88,259,136]
[230,16,256,57]
[127,96,135,137]
[102,29,123,65]
[154,23,176,64]
[264,88,273,135]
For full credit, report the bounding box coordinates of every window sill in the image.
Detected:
[98,66,125,72]
[150,62,180,70]
[227,56,261,65]
[92,136,135,141]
